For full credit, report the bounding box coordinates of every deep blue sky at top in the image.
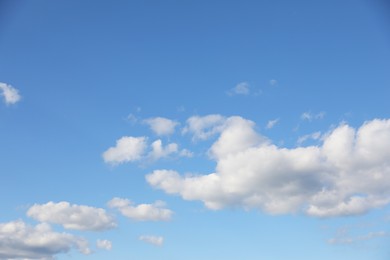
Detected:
[1,0,389,122]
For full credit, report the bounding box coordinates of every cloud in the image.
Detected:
[0,82,21,105]
[0,220,90,260]
[27,201,117,231]
[227,82,250,96]
[149,139,178,160]
[328,230,387,245]
[147,116,390,217]
[182,114,226,140]
[179,148,193,157]
[266,118,279,129]
[126,113,138,124]
[139,235,164,246]
[297,131,321,145]
[301,111,325,121]
[103,136,147,165]
[144,117,178,136]
[108,197,173,221]
[103,136,190,165]
[269,79,278,86]
[96,239,112,250]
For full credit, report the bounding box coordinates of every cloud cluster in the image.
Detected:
[2,197,171,259]
[0,220,90,260]
[139,235,164,246]
[108,197,173,221]
[147,115,390,217]
[0,82,21,105]
[27,201,117,231]
[103,136,189,165]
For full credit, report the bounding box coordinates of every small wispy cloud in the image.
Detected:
[227,82,250,96]
[269,79,278,86]
[126,113,138,124]
[301,111,325,121]
[266,118,279,129]
[328,230,387,245]
[297,131,321,145]
[0,82,21,105]
[139,235,164,246]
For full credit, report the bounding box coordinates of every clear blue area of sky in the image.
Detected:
[1,0,390,259]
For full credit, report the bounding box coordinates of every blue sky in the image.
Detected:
[1,0,390,259]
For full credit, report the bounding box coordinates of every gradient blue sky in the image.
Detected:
[1,1,390,259]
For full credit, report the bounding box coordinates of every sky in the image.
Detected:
[1,0,390,259]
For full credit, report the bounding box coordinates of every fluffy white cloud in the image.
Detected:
[108,197,173,221]
[103,136,147,164]
[147,116,390,217]
[266,118,279,129]
[0,220,90,260]
[144,117,178,136]
[149,139,178,160]
[227,82,250,95]
[27,201,117,231]
[0,82,21,105]
[139,235,164,246]
[96,239,112,250]
[182,114,226,140]
[103,136,190,164]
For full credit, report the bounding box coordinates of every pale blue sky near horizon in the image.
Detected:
[1,1,390,259]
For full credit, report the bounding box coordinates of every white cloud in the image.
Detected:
[297,131,321,145]
[0,82,21,105]
[182,114,226,140]
[147,116,390,217]
[179,148,194,157]
[301,111,325,121]
[27,201,117,231]
[149,139,178,160]
[103,136,147,165]
[144,117,178,136]
[139,235,164,246]
[108,197,173,221]
[266,118,279,129]
[96,239,112,250]
[0,220,90,260]
[227,82,250,96]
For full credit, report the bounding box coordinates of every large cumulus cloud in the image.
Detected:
[147,116,390,217]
